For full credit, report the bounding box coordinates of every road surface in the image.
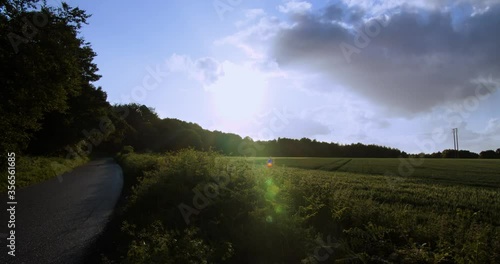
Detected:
[0,158,123,264]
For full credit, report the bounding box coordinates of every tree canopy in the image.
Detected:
[1,0,106,155]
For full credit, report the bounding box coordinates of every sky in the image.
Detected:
[51,0,499,153]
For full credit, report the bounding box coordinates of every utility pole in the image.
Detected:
[452,128,459,158]
[452,128,456,155]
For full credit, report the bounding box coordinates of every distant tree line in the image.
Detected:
[1,0,499,160]
[415,149,500,159]
[68,103,500,159]
[104,104,407,158]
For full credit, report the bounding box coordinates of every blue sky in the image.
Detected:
[53,0,500,153]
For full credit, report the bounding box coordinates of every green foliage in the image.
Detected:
[109,150,317,263]
[121,145,134,155]
[106,151,500,263]
[0,0,110,156]
[480,150,500,159]
[440,149,480,159]
[0,155,88,192]
[106,104,409,158]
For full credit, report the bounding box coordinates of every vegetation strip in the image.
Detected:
[100,150,500,263]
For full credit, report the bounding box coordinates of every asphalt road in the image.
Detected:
[0,158,123,264]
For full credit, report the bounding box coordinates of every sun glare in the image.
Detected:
[206,62,267,121]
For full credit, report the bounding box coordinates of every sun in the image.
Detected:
[207,62,268,121]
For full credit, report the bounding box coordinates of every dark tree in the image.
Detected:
[1,0,99,154]
[480,150,499,159]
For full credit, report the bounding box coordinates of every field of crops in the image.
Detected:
[107,151,500,263]
[247,157,500,189]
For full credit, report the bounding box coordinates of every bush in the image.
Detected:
[110,150,317,263]
[122,145,134,155]
[0,156,88,192]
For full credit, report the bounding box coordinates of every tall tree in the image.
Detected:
[0,0,98,154]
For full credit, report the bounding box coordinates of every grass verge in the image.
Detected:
[0,155,88,193]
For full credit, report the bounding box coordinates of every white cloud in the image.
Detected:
[245,8,266,18]
[235,9,267,27]
[484,118,500,136]
[166,54,224,86]
[215,15,283,59]
[278,0,312,14]
[166,54,191,72]
[194,58,224,87]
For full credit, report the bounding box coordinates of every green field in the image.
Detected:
[247,157,500,188]
[106,151,500,263]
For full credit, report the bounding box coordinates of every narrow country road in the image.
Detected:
[0,158,123,264]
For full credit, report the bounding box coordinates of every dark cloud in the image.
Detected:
[322,4,365,24]
[322,5,344,20]
[271,4,500,115]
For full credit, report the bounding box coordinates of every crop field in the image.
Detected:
[246,157,500,189]
[109,150,500,263]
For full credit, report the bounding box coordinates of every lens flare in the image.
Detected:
[262,169,285,223]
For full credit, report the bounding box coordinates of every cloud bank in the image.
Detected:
[271,2,500,114]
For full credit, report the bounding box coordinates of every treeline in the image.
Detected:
[111,105,499,158]
[416,149,500,159]
[106,104,407,158]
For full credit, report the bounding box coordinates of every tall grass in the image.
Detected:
[107,150,500,263]
[0,156,88,192]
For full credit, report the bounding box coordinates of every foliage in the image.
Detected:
[0,155,88,192]
[105,104,409,158]
[105,151,500,263]
[109,150,317,263]
[0,0,106,155]
[480,150,500,159]
[440,149,480,159]
[104,105,498,160]
[121,145,134,155]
